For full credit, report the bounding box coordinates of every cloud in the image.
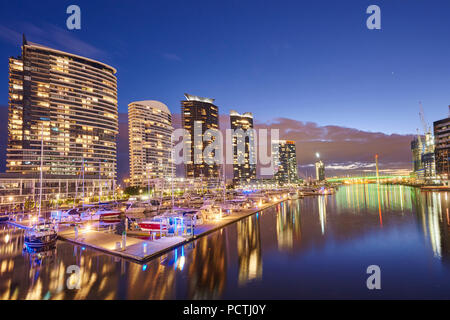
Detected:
[42,24,106,58]
[0,25,22,46]
[254,117,414,177]
[116,114,414,180]
[0,22,107,60]
[162,53,182,62]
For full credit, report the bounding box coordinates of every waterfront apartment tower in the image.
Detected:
[128,101,174,187]
[230,110,256,186]
[181,93,220,181]
[411,136,424,179]
[272,140,298,185]
[315,160,325,181]
[7,36,118,179]
[434,112,450,181]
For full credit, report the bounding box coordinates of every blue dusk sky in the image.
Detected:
[0,0,449,175]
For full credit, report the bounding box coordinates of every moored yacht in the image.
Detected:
[24,223,58,249]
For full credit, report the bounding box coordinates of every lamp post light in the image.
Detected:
[8,196,13,216]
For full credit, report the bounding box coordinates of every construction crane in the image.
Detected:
[417,102,436,180]
[416,128,424,153]
[418,101,434,153]
[419,101,430,135]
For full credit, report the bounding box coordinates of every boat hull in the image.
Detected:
[24,234,58,249]
[139,222,168,233]
[99,212,121,223]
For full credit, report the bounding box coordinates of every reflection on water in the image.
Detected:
[2,184,450,299]
[414,190,450,262]
[237,215,262,285]
[187,232,227,299]
[318,196,327,235]
[336,184,414,213]
[276,200,303,250]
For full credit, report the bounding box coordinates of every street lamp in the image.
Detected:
[8,196,13,215]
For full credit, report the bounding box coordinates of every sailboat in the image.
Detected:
[24,223,58,249]
[24,120,58,250]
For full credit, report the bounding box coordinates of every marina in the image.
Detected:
[2,1,450,305]
[1,190,303,262]
[2,184,450,299]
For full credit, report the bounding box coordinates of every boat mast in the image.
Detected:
[82,157,85,206]
[38,123,44,220]
[112,178,116,202]
[98,160,101,205]
[171,148,174,209]
[222,153,226,203]
[73,162,80,209]
[147,165,150,198]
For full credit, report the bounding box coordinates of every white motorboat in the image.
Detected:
[138,217,169,233]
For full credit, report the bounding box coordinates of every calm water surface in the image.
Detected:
[1,184,450,299]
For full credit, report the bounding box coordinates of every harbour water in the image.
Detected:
[1,184,450,299]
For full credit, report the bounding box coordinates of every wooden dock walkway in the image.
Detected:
[57,199,284,263]
[58,228,187,263]
[3,197,291,263]
[192,199,284,238]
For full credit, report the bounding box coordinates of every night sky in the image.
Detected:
[0,0,449,179]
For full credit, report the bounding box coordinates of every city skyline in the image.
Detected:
[1,1,449,179]
[1,1,450,136]
[1,0,450,305]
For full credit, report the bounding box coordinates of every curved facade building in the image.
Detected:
[7,37,118,179]
[128,100,174,187]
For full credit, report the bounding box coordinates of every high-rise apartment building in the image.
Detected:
[411,137,424,178]
[315,160,325,181]
[434,114,450,180]
[181,93,219,180]
[7,37,118,179]
[128,100,174,187]
[230,110,256,186]
[272,140,298,185]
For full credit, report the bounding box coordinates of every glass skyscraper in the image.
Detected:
[230,110,256,186]
[181,93,220,181]
[272,140,298,185]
